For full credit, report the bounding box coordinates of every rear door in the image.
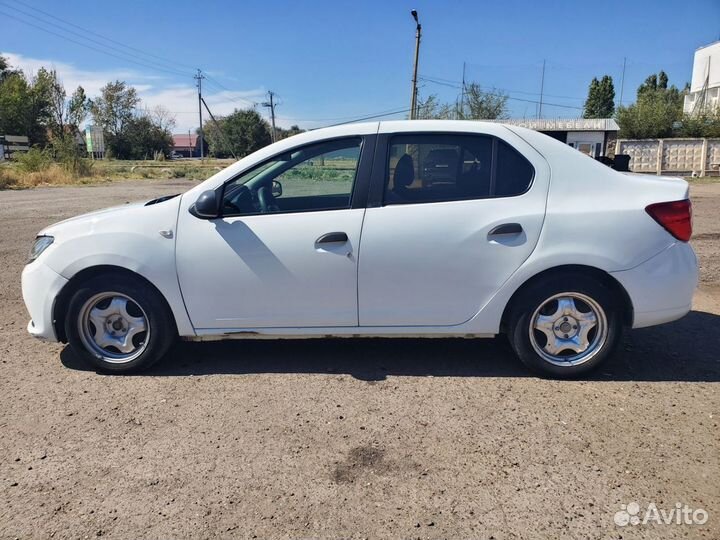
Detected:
[357,124,549,327]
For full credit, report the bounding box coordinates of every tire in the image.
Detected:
[64,273,176,373]
[507,273,623,378]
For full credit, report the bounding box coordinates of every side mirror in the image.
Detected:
[271,180,282,198]
[190,189,220,219]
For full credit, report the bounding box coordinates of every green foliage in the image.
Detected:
[276,124,305,141]
[0,58,53,145]
[52,133,93,176]
[417,83,509,120]
[675,111,720,138]
[416,94,454,119]
[583,75,615,118]
[203,108,272,158]
[106,114,173,160]
[89,81,140,137]
[459,83,509,120]
[46,69,88,140]
[15,147,53,172]
[616,71,683,138]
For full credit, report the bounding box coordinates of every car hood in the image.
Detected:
[39,194,181,237]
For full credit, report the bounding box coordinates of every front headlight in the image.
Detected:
[28,235,54,263]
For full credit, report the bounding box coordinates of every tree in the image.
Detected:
[46,70,88,140]
[147,105,176,133]
[203,108,271,158]
[276,124,304,141]
[675,110,720,138]
[89,81,141,158]
[416,83,508,120]
[0,59,53,145]
[89,81,140,137]
[459,83,509,119]
[123,114,174,159]
[616,71,683,138]
[583,75,615,118]
[416,94,453,119]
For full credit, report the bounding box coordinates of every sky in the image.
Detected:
[1,0,719,133]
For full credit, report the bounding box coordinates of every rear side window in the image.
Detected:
[384,134,533,205]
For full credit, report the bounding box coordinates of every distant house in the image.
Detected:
[172,133,200,157]
[489,118,620,158]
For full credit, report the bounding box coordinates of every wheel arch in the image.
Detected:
[500,264,634,332]
[53,265,178,343]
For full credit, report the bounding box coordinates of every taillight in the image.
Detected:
[645,199,692,242]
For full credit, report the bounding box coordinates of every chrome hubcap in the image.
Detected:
[529,292,608,367]
[78,293,150,363]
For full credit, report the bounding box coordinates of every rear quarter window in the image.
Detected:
[495,139,534,197]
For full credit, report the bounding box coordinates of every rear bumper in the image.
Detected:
[611,242,698,329]
[21,261,68,342]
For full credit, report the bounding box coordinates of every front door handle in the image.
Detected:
[488,223,523,236]
[316,232,349,244]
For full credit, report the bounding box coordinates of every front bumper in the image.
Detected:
[611,242,698,329]
[21,261,69,342]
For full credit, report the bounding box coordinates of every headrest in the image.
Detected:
[393,154,415,188]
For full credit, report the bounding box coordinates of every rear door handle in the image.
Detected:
[488,223,523,236]
[316,232,349,244]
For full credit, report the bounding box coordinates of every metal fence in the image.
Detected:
[615,138,720,176]
[0,135,30,161]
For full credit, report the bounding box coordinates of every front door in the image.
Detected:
[358,129,549,327]
[176,137,372,329]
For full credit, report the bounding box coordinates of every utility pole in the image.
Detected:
[459,61,466,119]
[194,68,205,159]
[262,91,277,142]
[409,9,421,120]
[619,57,627,106]
[538,59,546,119]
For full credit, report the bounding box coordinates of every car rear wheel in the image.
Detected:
[508,274,623,378]
[65,273,176,373]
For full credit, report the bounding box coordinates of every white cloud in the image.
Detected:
[3,52,275,132]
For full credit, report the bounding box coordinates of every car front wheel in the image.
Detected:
[65,273,176,373]
[508,274,623,378]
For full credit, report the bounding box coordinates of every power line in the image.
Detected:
[0,8,190,78]
[420,74,586,102]
[203,74,259,107]
[4,0,196,74]
[418,76,583,111]
[326,108,413,127]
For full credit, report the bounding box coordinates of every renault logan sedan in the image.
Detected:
[22,121,698,377]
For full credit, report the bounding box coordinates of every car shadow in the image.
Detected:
[60,310,720,382]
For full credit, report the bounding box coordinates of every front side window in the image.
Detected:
[222,137,362,216]
[384,134,533,205]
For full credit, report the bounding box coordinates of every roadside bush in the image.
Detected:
[0,166,19,189]
[53,133,94,177]
[15,147,53,173]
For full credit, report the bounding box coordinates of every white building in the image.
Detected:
[683,41,720,114]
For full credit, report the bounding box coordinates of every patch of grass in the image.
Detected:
[15,148,53,173]
[0,166,19,189]
[686,176,720,184]
[0,158,235,189]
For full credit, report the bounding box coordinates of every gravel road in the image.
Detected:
[0,179,718,539]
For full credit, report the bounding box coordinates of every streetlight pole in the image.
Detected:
[409,9,421,120]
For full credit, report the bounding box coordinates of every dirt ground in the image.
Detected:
[0,179,718,539]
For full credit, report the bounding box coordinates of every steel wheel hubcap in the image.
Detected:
[529,292,608,367]
[78,292,150,363]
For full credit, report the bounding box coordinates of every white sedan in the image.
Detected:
[22,121,698,377]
